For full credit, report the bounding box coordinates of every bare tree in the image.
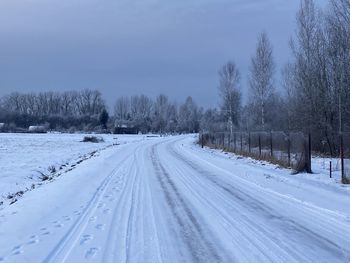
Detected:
[330,0,350,26]
[114,96,130,124]
[178,96,199,133]
[77,90,105,116]
[327,0,350,133]
[152,94,170,133]
[281,62,298,131]
[218,61,241,133]
[249,32,275,130]
[129,95,153,132]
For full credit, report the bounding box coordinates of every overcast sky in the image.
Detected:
[0,0,327,109]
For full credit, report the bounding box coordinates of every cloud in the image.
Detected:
[0,0,327,108]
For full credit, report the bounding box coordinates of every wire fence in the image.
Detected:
[200,131,350,184]
[201,131,311,173]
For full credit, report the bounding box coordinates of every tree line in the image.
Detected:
[113,94,199,134]
[207,0,350,155]
[0,90,106,132]
[0,90,201,134]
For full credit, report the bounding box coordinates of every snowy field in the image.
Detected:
[0,134,349,262]
[0,133,147,206]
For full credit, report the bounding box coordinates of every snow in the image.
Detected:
[0,134,349,262]
[0,133,146,205]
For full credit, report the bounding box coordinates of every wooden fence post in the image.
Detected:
[270,132,273,157]
[258,134,262,157]
[240,133,243,152]
[308,133,312,173]
[340,133,346,183]
[228,133,231,151]
[248,132,251,154]
[287,135,291,167]
[305,133,312,173]
[234,133,237,152]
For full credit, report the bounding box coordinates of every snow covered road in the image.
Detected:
[1,135,350,262]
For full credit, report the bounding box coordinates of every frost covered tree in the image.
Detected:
[327,0,350,133]
[129,95,153,132]
[200,108,226,133]
[77,90,105,116]
[218,62,241,132]
[280,0,350,153]
[165,103,178,133]
[248,32,275,130]
[114,97,130,124]
[177,96,199,133]
[152,94,170,133]
[281,62,297,132]
[0,90,107,131]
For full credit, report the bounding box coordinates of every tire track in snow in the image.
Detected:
[42,150,136,263]
[101,143,151,262]
[124,152,141,263]
[167,139,350,262]
[163,146,309,262]
[151,144,225,263]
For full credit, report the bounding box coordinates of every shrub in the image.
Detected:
[82,136,104,143]
[48,165,56,174]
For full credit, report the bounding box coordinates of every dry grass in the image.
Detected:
[342,176,350,184]
[199,139,294,171]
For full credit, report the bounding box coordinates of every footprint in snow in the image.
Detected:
[97,203,105,209]
[12,246,23,256]
[63,216,71,221]
[85,247,99,259]
[89,216,97,223]
[27,239,39,245]
[95,224,105,231]
[27,235,39,245]
[41,231,51,236]
[74,210,82,216]
[80,235,93,245]
[12,245,22,252]
[103,209,111,214]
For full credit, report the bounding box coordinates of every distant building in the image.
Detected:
[113,121,138,134]
[28,125,47,133]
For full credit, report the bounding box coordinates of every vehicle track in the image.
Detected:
[165,139,350,262]
[101,140,162,263]
[43,144,142,263]
[150,143,228,263]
